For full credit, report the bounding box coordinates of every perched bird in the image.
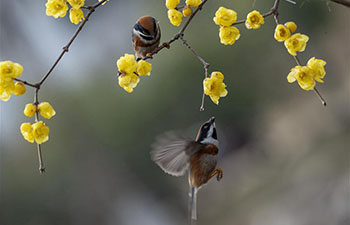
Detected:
[151,116,223,221]
[132,16,161,60]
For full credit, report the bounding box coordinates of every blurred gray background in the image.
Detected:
[0,0,349,224]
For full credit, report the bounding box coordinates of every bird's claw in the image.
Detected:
[216,168,223,181]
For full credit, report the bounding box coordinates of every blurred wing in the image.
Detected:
[151,132,203,177]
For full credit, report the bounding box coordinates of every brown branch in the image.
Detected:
[144,0,209,59]
[38,0,108,86]
[17,0,108,173]
[329,0,350,7]
[14,78,38,88]
[180,36,210,111]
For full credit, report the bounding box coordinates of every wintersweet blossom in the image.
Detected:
[287,66,315,91]
[284,33,309,56]
[69,8,85,24]
[0,60,23,78]
[32,121,50,144]
[183,6,193,17]
[0,60,24,101]
[186,0,202,7]
[45,0,68,19]
[168,9,183,26]
[285,21,297,33]
[274,24,291,42]
[203,72,228,104]
[118,73,140,93]
[213,7,237,27]
[307,57,326,83]
[20,123,35,143]
[219,26,240,45]
[13,82,26,96]
[67,0,85,9]
[245,10,264,30]
[136,60,152,76]
[38,102,56,119]
[24,104,37,117]
[166,0,180,9]
[117,54,137,74]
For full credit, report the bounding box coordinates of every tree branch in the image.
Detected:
[329,0,350,7]
[180,35,210,111]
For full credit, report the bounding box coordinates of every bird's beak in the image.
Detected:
[209,116,215,125]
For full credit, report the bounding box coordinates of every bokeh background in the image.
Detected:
[0,0,349,224]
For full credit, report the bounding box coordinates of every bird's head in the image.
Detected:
[195,116,218,146]
[133,16,159,42]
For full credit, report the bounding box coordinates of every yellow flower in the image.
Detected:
[274,24,291,42]
[38,102,56,119]
[69,8,85,24]
[117,54,137,74]
[168,9,183,26]
[98,0,110,5]
[32,121,50,144]
[284,33,309,56]
[118,73,140,93]
[166,0,180,9]
[245,10,264,30]
[203,72,228,104]
[20,123,35,143]
[186,0,202,7]
[0,60,23,79]
[13,82,26,96]
[136,60,152,76]
[287,66,315,91]
[219,26,240,45]
[183,5,192,17]
[0,77,15,102]
[285,21,297,33]
[24,103,37,117]
[45,0,68,19]
[213,7,237,27]
[307,57,326,83]
[67,0,85,9]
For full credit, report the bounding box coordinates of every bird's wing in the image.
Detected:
[151,132,204,177]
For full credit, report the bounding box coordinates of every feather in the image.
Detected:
[151,132,204,177]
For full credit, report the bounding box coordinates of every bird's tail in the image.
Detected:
[189,186,197,222]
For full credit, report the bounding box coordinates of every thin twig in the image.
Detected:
[180,36,210,111]
[33,89,45,173]
[14,78,38,88]
[329,0,350,7]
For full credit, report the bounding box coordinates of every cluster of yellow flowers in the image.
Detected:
[287,57,326,91]
[45,0,85,25]
[21,102,56,144]
[273,21,326,91]
[166,0,202,26]
[116,54,152,93]
[0,60,26,102]
[274,22,308,56]
[213,7,240,45]
[213,7,265,45]
[203,72,228,104]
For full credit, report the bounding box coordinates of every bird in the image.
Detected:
[132,16,161,60]
[151,116,223,221]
